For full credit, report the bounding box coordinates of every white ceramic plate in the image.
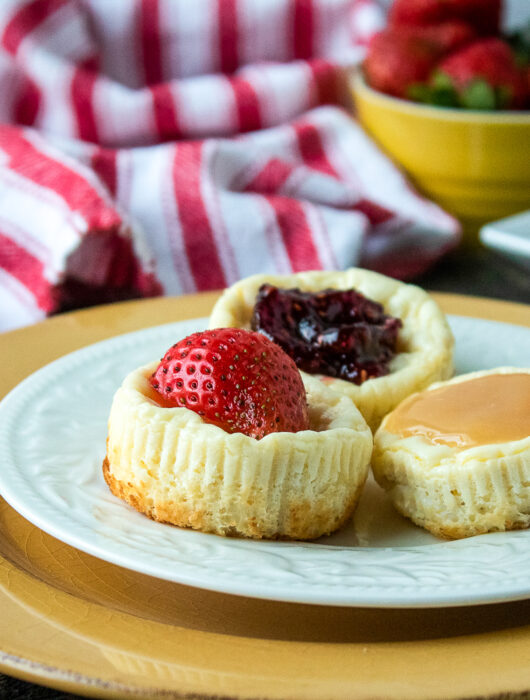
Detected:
[0,315,529,608]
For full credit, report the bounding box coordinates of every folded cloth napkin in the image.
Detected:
[0,0,460,332]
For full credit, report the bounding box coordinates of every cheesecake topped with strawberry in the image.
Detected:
[104,327,372,540]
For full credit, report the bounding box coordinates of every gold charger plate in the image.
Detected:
[1,292,530,700]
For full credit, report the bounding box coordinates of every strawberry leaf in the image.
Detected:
[431,87,459,107]
[408,74,459,107]
[461,80,496,110]
[427,71,460,107]
[407,83,433,103]
[431,71,456,92]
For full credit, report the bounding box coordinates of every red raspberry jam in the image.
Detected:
[251,284,402,385]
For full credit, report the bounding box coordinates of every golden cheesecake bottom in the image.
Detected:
[104,363,373,540]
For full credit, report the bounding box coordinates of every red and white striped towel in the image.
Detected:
[0,0,460,332]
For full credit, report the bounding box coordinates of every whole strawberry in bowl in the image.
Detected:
[389,0,502,37]
[351,0,530,241]
[363,24,478,101]
[363,31,442,100]
[104,327,373,540]
[433,38,527,109]
[364,1,528,110]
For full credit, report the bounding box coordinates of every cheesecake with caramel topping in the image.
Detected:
[372,367,530,539]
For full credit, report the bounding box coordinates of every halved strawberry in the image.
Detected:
[150,328,310,439]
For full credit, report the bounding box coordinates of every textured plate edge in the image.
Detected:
[0,652,218,700]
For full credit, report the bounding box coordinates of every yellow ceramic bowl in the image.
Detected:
[350,73,530,241]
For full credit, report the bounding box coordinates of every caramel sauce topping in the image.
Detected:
[385,373,530,448]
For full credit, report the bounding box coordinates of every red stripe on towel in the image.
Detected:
[2,0,69,54]
[71,58,99,143]
[266,196,322,271]
[140,0,162,85]
[0,231,55,311]
[231,76,261,132]
[140,0,182,139]
[0,128,121,230]
[91,148,118,197]
[294,121,337,176]
[309,59,339,105]
[14,76,41,126]
[172,142,226,290]
[150,82,182,140]
[293,0,314,59]
[245,158,294,194]
[218,0,239,74]
[355,199,394,225]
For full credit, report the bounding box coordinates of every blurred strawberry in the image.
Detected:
[389,0,502,37]
[364,31,441,98]
[401,21,476,55]
[435,38,527,109]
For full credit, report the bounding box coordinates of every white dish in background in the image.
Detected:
[480,210,530,272]
[0,316,529,608]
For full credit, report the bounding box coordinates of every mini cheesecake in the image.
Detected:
[104,367,373,540]
[372,367,530,539]
[209,268,454,431]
